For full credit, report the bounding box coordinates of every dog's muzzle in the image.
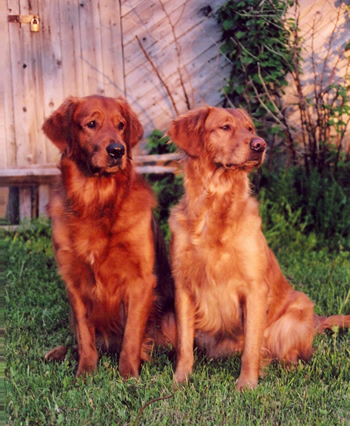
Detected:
[106,142,125,159]
[249,138,266,153]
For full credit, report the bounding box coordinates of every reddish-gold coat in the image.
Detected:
[43,95,173,378]
[168,106,350,390]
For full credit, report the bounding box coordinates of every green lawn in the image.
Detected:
[5,220,350,424]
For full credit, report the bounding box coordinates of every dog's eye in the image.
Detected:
[220,125,231,131]
[248,126,254,132]
[86,120,96,129]
[118,122,124,131]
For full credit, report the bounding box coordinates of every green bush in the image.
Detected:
[216,0,350,174]
[216,0,295,146]
[145,130,184,245]
[258,165,350,251]
[6,217,53,258]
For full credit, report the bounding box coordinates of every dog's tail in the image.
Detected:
[315,314,350,333]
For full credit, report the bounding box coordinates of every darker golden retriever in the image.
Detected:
[43,95,174,378]
[167,106,350,390]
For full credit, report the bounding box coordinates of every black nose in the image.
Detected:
[250,138,266,153]
[106,142,125,159]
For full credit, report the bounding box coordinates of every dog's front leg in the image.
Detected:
[236,283,268,390]
[67,287,98,377]
[119,275,156,378]
[174,288,195,383]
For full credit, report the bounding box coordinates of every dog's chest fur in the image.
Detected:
[170,171,266,335]
[50,169,156,306]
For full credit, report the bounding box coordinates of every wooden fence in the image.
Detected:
[2,0,228,220]
[2,0,349,221]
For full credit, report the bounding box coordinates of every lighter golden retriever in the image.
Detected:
[43,95,174,378]
[167,106,350,390]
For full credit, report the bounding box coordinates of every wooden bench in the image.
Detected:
[0,153,181,221]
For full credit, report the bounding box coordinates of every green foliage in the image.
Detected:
[150,174,184,244]
[8,217,53,257]
[303,77,350,172]
[258,165,350,251]
[216,0,295,136]
[146,129,177,154]
[216,0,350,173]
[146,130,184,245]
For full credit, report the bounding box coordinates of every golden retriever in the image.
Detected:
[167,106,350,390]
[43,95,174,378]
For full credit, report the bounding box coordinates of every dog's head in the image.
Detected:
[42,95,143,176]
[168,106,266,171]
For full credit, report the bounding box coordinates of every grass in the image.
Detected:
[5,218,350,425]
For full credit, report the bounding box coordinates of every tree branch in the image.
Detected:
[159,0,191,110]
[135,35,179,116]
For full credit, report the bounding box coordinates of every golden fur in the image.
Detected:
[167,106,350,390]
[43,95,173,378]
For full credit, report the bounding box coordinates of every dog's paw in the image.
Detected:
[119,352,140,379]
[45,345,68,362]
[235,374,258,391]
[174,367,191,384]
[76,360,98,377]
[76,350,98,377]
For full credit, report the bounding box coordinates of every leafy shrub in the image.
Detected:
[145,130,184,245]
[6,217,53,258]
[216,0,296,159]
[216,0,350,174]
[145,129,177,155]
[258,165,350,251]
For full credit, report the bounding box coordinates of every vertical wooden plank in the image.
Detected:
[30,0,48,167]
[24,0,47,167]
[0,188,9,218]
[7,0,46,167]
[4,1,16,168]
[7,0,23,167]
[39,0,64,164]
[78,0,104,95]
[0,118,5,168]
[38,184,50,216]
[27,0,46,167]
[58,0,84,97]
[99,0,125,97]
[19,187,32,220]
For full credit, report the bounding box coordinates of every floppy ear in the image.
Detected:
[42,97,79,153]
[167,107,211,157]
[116,97,143,148]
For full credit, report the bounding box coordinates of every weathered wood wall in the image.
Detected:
[122,0,229,135]
[4,0,124,172]
[3,0,228,175]
[284,0,350,143]
[4,0,347,173]
[2,0,349,220]
[2,0,229,219]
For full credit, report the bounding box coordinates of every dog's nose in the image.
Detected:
[250,138,266,153]
[106,142,125,159]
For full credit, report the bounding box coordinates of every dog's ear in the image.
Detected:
[117,98,143,148]
[167,107,211,157]
[42,97,79,153]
